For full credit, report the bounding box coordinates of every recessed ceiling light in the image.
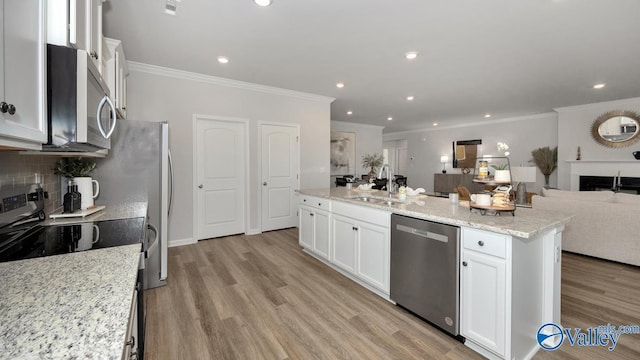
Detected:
[484,114,491,118]
[405,51,418,60]
[217,56,229,64]
[406,96,415,101]
[387,117,393,121]
[433,122,438,126]
[336,82,345,89]
[253,0,273,7]
[593,83,606,89]
[347,111,353,115]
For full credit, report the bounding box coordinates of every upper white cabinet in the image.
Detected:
[103,38,129,118]
[0,0,47,150]
[48,0,103,72]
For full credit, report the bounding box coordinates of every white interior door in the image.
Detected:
[195,118,246,240]
[261,123,299,232]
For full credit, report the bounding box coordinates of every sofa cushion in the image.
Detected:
[614,192,640,205]
[541,188,615,203]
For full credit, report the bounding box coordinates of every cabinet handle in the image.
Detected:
[303,199,307,202]
[462,261,468,267]
[7,104,15,115]
[0,102,7,113]
[309,213,314,217]
[352,226,358,231]
[91,51,99,60]
[478,240,484,246]
[318,203,322,206]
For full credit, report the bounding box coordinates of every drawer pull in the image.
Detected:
[478,240,484,246]
[462,261,468,267]
[318,203,322,206]
[309,213,314,217]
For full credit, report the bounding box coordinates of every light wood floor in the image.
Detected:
[144,228,640,360]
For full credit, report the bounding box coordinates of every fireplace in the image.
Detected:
[579,175,640,194]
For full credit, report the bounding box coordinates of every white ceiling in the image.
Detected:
[102,0,640,133]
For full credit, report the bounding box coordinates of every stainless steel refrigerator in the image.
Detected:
[94,119,173,289]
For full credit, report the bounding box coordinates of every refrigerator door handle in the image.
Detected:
[168,150,174,216]
[145,223,159,259]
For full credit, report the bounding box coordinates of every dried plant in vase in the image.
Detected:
[530,146,557,187]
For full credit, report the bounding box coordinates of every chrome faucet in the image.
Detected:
[377,164,394,198]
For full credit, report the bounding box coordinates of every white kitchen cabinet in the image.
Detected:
[86,0,103,71]
[355,220,389,292]
[331,214,357,273]
[103,38,129,118]
[0,0,47,150]
[122,288,139,360]
[47,0,102,72]
[331,201,390,294]
[461,244,506,357]
[298,195,331,260]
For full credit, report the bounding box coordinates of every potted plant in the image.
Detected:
[530,146,558,187]
[491,163,511,182]
[54,158,100,210]
[361,153,384,179]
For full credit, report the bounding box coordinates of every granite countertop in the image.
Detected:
[298,188,572,238]
[0,244,141,359]
[43,202,148,226]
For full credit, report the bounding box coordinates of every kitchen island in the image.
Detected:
[0,244,141,360]
[298,188,572,360]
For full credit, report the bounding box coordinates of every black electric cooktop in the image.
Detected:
[0,217,145,263]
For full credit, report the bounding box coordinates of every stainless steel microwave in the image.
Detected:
[44,44,116,151]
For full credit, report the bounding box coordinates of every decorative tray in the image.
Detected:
[469,202,515,216]
[49,205,106,219]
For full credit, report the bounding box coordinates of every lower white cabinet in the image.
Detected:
[331,201,390,294]
[122,288,139,360]
[298,195,331,260]
[461,227,508,359]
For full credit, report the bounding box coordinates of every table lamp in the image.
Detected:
[511,166,537,205]
[440,155,448,174]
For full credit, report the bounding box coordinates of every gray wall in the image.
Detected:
[383,113,559,194]
[330,121,384,183]
[556,97,640,189]
[126,63,332,244]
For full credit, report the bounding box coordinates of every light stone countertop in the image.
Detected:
[298,188,572,238]
[0,244,141,360]
[43,202,147,226]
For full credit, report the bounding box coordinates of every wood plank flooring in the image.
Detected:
[143,228,640,360]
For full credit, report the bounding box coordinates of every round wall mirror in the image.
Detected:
[591,110,640,148]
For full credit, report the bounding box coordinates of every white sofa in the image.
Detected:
[532,188,640,266]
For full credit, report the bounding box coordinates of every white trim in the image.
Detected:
[192,114,250,241]
[331,120,386,130]
[554,97,640,112]
[258,121,301,232]
[383,112,557,137]
[169,238,196,248]
[128,61,335,104]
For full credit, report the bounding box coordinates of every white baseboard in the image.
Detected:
[168,237,196,247]
[246,228,261,235]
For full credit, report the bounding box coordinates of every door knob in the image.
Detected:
[462,261,468,267]
[198,184,203,189]
[263,182,268,186]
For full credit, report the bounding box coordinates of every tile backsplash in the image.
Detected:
[0,152,62,215]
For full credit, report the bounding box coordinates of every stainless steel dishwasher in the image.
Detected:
[390,214,461,337]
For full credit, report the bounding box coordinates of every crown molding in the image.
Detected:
[127,61,336,104]
[554,97,640,112]
[383,112,557,137]
[331,120,385,130]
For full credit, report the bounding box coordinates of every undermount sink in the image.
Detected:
[347,195,404,206]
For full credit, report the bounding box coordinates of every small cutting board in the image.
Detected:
[49,205,106,219]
